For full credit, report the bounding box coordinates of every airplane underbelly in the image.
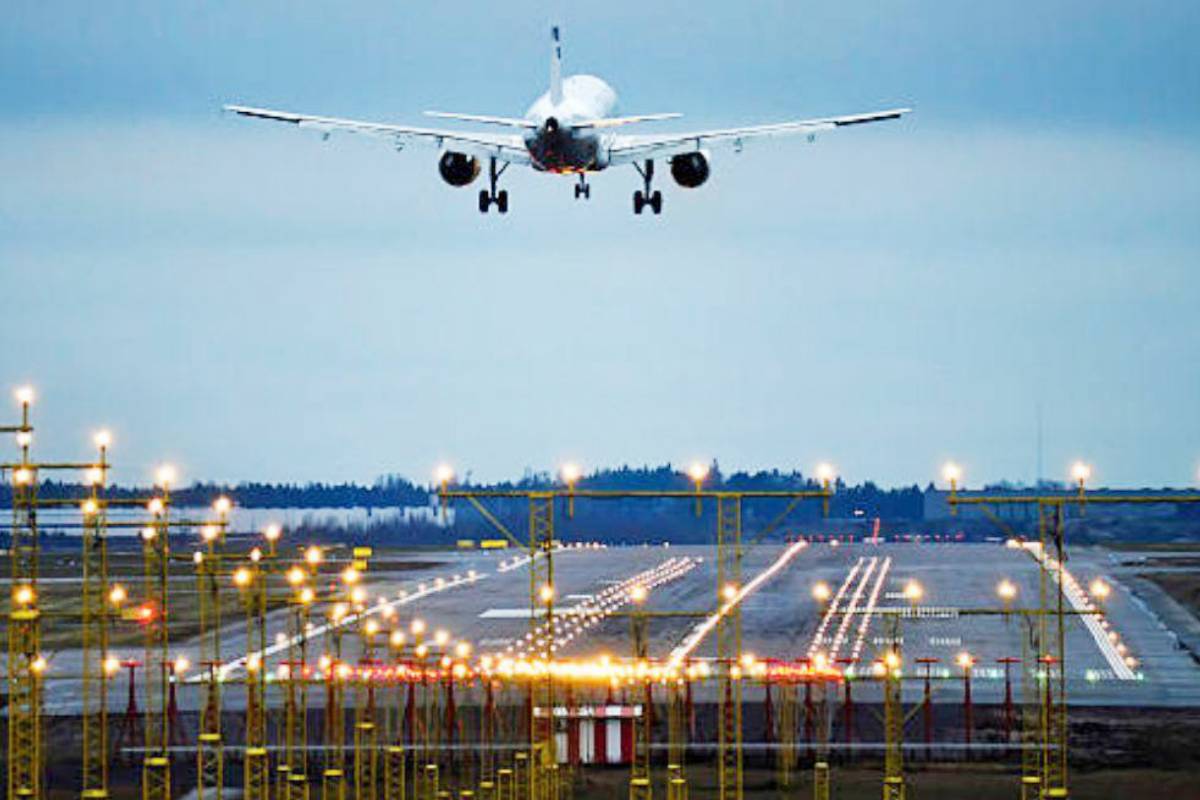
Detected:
[527,132,601,173]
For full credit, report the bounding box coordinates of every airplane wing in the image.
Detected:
[605,107,910,165]
[224,104,531,165]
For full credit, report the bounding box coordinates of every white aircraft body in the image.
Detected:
[225,26,909,214]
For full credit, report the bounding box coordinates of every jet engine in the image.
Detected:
[438,151,481,187]
[669,150,711,188]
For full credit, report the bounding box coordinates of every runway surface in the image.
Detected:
[25,541,1200,713]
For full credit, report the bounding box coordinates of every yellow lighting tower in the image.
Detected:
[80,431,112,800]
[880,642,906,800]
[715,493,744,800]
[355,614,380,800]
[6,387,43,800]
[323,599,350,800]
[283,554,314,800]
[665,669,690,800]
[528,492,558,800]
[197,498,231,800]
[628,586,652,800]
[238,546,271,800]
[142,468,174,800]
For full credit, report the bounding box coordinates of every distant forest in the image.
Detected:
[5,464,1198,545]
[0,465,928,545]
[0,464,925,515]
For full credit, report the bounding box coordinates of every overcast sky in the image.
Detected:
[2,2,1198,488]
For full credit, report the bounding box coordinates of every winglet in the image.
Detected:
[550,25,564,106]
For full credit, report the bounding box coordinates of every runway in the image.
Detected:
[26,541,1200,713]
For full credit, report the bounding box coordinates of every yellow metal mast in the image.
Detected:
[528,493,557,800]
[355,621,380,800]
[239,549,270,800]
[628,596,651,800]
[880,620,905,800]
[715,494,743,800]
[284,554,316,800]
[196,501,229,800]
[7,392,43,800]
[80,434,111,800]
[141,480,172,800]
[665,675,688,800]
[323,610,348,800]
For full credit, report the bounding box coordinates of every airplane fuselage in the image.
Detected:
[523,74,617,173]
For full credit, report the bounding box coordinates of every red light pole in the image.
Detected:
[915,657,940,761]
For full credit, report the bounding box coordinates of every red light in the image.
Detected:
[138,603,156,623]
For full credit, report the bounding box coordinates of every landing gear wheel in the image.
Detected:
[633,159,660,215]
[575,178,591,200]
[478,156,509,214]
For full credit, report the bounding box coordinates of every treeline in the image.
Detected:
[0,464,926,519]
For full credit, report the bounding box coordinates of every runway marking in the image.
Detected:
[849,555,891,661]
[828,556,878,661]
[1022,542,1138,680]
[806,557,865,659]
[504,556,700,660]
[667,541,808,670]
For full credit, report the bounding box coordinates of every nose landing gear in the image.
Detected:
[478,157,509,214]
[574,174,591,200]
[632,159,662,215]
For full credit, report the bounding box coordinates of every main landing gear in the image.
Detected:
[478,157,509,214]
[574,174,591,200]
[632,159,662,215]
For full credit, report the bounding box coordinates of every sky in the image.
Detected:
[2,1,1198,488]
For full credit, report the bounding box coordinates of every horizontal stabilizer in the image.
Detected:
[423,111,539,129]
[572,113,682,129]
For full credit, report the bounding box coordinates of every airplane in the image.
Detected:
[224,26,910,215]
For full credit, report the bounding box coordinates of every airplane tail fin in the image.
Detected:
[550,25,564,105]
